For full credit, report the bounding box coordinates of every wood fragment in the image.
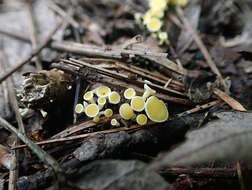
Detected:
[213,88,246,111]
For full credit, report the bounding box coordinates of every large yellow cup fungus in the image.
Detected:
[130,96,145,112]
[145,96,168,122]
[119,103,136,120]
[85,104,99,118]
[124,88,136,100]
[136,114,148,125]
[108,91,121,104]
[96,86,111,98]
[146,17,162,32]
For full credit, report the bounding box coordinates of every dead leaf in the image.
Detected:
[150,111,252,169]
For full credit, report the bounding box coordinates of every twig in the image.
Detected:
[13,122,154,150]
[26,1,42,70]
[158,167,238,179]
[68,58,187,96]
[53,114,121,139]
[213,88,246,111]
[0,20,63,84]
[176,100,223,117]
[0,116,64,174]
[47,1,79,28]
[176,6,228,91]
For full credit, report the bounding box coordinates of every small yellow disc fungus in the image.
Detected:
[108,91,121,104]
[75,103,84,114]
[158,32,168,44]
[136,114,148,125]
[142,84,156,100]
[97,97,106,110]
[96,86,111,98]
[147,17,162,32]
[93,116,100,123]
[119,103,136,120]
[124,88,136,100]
[145,96,168,122]
[149,0,167,11]
[85,104,99,118]
[83,91,95,104]
[130,96,145,112]
[104,108,113,118]
[111,119,120,127]
[148,8,164,18]
[143,12,152,25]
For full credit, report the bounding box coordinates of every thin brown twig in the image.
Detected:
[213,88,246,111]
[176,99,223,117]
[0,116,64,174]
[158,167,238,179]
[0,20,63,84]
[176,6,228,91]
[13,122,155,150]
[26,1,42,70]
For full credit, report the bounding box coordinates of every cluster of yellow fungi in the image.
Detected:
[134,0,188,44]
[75,84,169,127]
[75,86,120,123]
[120,84,168,125]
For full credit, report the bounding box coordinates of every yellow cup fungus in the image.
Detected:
[119,103,136,120]
[85,104,99,118]
[104,108,113,118]
[93,116,100,123]
[149,0,167,11]
[111,119,120,127]
[83,91,95,104]
[158,32,168,44]
[75,103,84,114]
[83,101,89,108]
[124,88,136,100]
[136,114,148,125]
[142,84,156,100]
[145,96,168,122]
[97,97,106,110]
[96,86,111,98]
[130,96,145,112]
[146,17,162,32]
[108,91,121,104]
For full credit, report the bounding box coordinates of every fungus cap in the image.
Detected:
[119,103,135,120]
[104,108,113,118]
[145,96,168,122]
[142,84,156,99]
[130,96,145,112]
[85,104,99,118]
[136,114,148,125]
[98,97,106,109]
[83,91,95,104]
[96,86,111,98]
[75,103,84,114]
[147,17,162,32]
[149,0,167,10]
[111,119,120,127]
[108,91,121,104]
[124,88,136,100]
